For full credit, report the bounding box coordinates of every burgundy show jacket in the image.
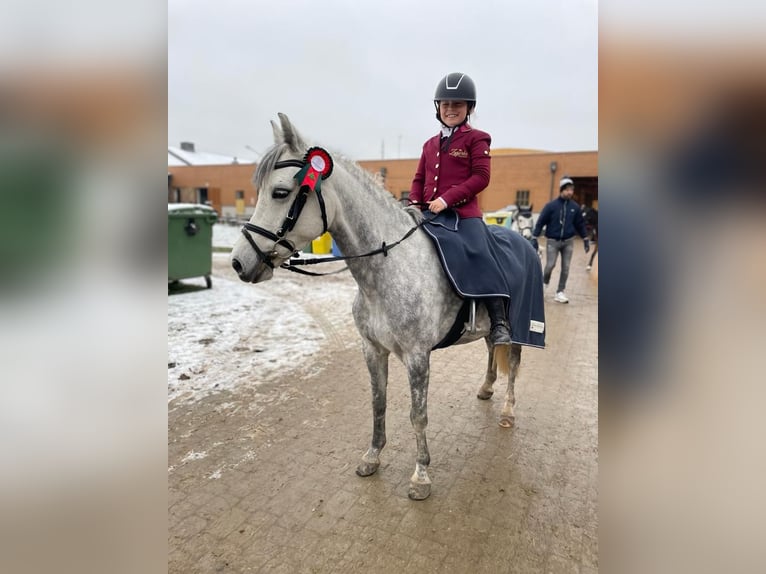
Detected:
[410,124,491,219]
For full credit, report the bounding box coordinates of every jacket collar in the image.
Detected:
[439,122,473,138]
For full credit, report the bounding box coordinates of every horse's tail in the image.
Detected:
[494,345,510,375]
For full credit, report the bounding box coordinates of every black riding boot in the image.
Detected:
[484,297,511,346]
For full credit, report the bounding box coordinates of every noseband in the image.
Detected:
[240,148,331,269]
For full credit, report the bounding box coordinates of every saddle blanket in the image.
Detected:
[422,211,546,348]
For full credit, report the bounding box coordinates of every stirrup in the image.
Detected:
[466,299,477,333]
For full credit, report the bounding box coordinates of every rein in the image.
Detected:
[281,219,426,276]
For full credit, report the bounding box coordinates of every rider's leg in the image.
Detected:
[484,297,511,346]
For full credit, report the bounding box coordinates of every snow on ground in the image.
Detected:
[168,223,358,405]
[212,222,245,249]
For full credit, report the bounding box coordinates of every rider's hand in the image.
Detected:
[428,198,447,214]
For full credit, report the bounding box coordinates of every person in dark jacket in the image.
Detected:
[410,72,512,346]
[533,177,590,303]
[582,205,598,270]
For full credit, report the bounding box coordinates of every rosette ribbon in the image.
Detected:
[294,147,334,193]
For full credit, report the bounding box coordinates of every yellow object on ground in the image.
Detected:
[311,232,332,254]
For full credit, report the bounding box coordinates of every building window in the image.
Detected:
[516,189,530,207]
[235,190,244,200]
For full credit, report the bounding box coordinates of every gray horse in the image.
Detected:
[512,206,544,263]
[231,114,523,500]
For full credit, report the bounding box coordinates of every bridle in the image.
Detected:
[239,150,330,270]
[516,212,534,239]
[238,147,427,276]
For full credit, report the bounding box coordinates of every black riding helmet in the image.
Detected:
[434,72,477,124]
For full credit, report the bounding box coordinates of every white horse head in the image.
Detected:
[513,207,535,240]
[231,114,342,283]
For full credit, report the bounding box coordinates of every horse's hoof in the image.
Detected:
[477,390,494,400]
[408,482,431,500]
[498,415,515,428]
[355,461,379,477]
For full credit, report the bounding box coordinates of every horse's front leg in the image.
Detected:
[499,343,522,428]
[356,339,389,477]
[405,353,432,500]
[477,339,497,400]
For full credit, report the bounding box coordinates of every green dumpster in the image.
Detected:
[168,203,218,288]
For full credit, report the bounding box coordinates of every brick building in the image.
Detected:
[361,149,598,213]
[168,143,597,220]
[168,142,257,219]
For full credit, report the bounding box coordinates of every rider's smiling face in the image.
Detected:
[439,100,468,127]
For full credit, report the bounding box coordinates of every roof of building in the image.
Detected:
[491,147,551,155]
[168,145,256,166]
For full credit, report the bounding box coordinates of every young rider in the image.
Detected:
[409,72,511,345]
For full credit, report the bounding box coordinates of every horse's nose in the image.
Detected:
[231,257,243,275]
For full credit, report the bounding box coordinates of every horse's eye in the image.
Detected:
[272,187,291,199]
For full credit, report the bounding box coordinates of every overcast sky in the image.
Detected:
[168,0,598,162]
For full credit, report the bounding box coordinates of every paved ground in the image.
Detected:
[169,243,598,574]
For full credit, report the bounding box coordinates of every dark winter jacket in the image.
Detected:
[533,196,588,241]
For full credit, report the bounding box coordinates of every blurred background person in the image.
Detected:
[532,176,590,303]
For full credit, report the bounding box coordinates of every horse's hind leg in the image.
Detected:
[477,339,497,400]
[356,340,389,477]
[405,353,432,500]
[499,344,522,428]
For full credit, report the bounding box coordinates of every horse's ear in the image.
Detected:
[271,119,283,144]
[278,112,306,153]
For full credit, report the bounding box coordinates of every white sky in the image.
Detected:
[168,0,598,161]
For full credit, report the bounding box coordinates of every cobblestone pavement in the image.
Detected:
[169,243,598,573]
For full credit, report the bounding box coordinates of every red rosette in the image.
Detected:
[294,147,334,193]
[304,147,333,179]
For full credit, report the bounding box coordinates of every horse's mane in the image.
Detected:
[253,142,289,192]
[403,205,425,224]
[254,140,417,224]
[333,153,414,219]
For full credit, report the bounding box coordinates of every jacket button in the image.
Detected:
[435,163,439,168]
[434,176,438,181]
